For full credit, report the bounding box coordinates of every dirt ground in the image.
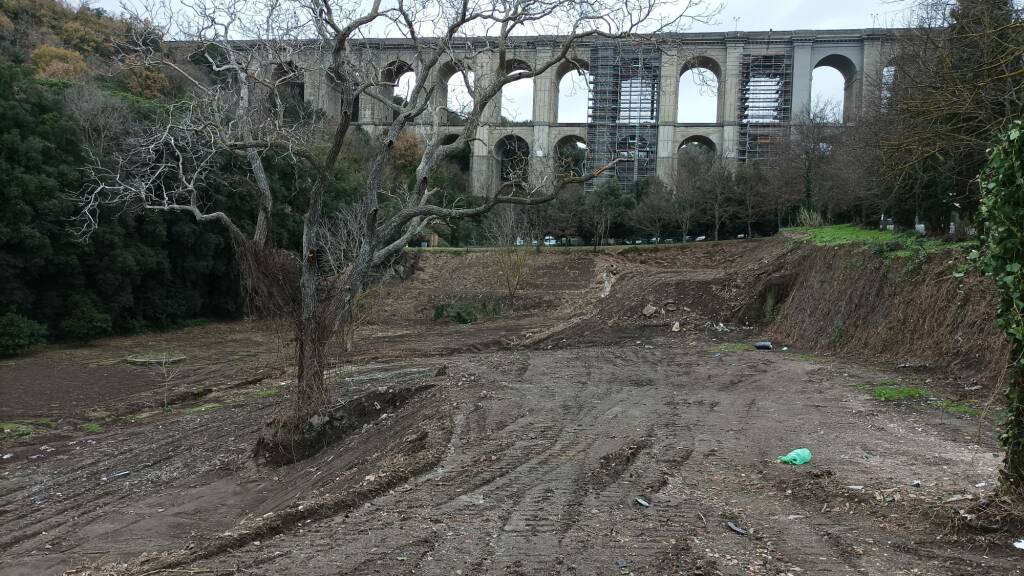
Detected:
[1,240,1021,575]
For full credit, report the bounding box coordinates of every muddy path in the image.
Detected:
[178,340,1013,576]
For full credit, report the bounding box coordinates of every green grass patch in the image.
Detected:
[1,422,35,438]
[32,417,57,429]
[433,300,503,324]
[862,380,981,418]
[935,400,981,417]
[125,410,159,422]
[253,387,282,398]
[186,403,223,413]
[788,224,899,246]
[785,224,974,260]
[713,342,751,353]
[80,422,104,434]
[871,384,929,401]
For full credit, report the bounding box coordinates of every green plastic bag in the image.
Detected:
[777,448,812,465]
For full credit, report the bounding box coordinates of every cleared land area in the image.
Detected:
[1,236,1020,575]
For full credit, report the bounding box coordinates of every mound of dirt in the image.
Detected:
[506,238,1007,393]
[758,241,1008,386]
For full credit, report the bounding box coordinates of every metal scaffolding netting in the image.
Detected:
[586,43,661,192]
[738,42,793,163]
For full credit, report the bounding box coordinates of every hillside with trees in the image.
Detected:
[0,0,450,353]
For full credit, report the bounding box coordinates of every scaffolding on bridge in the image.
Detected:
[737,38,793,163]
[585,43,662,193]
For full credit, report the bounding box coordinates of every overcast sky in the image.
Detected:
[691,0,914,32]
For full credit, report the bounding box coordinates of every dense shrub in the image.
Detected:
[0,312,47,356]
[979,120,1024,493]
[60,300,112,342]
[433,300,503,324]
[29,45,86,80]
[0,63,244,340]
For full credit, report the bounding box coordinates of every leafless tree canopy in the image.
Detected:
[486,205,535,310]
[71,0,717,459]
[875,0,1023,228]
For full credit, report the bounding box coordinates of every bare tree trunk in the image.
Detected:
[294,321,329,417]
[713,199,721,241]
[340,306,356,353]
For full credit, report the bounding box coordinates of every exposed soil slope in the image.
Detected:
[762,241,1007,385]
[0,238,1018,575]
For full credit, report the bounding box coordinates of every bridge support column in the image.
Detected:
[656,50,680,182]
[471,126,492,195]
[533,48,556,125]
[791,38,814,121]
[721,38,745,160]
[532,47,556,189]
[531,124,552,191]
[859,33,883,118]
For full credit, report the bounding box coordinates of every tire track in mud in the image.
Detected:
[430,346,699,574]
[0,406,263,553]
[1,367,448,574]
[57,338,1012,576]
[411,352,603,573]
[0,365,439,553]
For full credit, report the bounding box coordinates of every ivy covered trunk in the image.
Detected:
[1004,362,1024,493]
[979,121,1024,497]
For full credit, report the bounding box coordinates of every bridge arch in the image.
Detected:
[501,59,534,123]
[381,60,413,86]
[495,134,531,187]
[813,53,858,123]
[554,135,588,177]
[677,56,721,124]
[555,58,590,124]
[678,135,716,155]
[880,62,897,111]
[438,59,474,123]
[381,60,415,119]
[436,133,472,172]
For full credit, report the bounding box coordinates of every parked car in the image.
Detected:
[695,235,707,242]
[543,236,557,246]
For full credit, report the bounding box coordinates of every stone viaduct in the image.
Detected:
[292,29,897,194]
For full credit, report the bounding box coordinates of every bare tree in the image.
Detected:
[678,145,733,241]
[878,0,1024,231]
[777,100,843,215]
[630,177,673,241]
[734,160,767,238]
[487,205,534,311]
[72,0,715,461]
[668,160,698,240]
[584,178,633,246]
